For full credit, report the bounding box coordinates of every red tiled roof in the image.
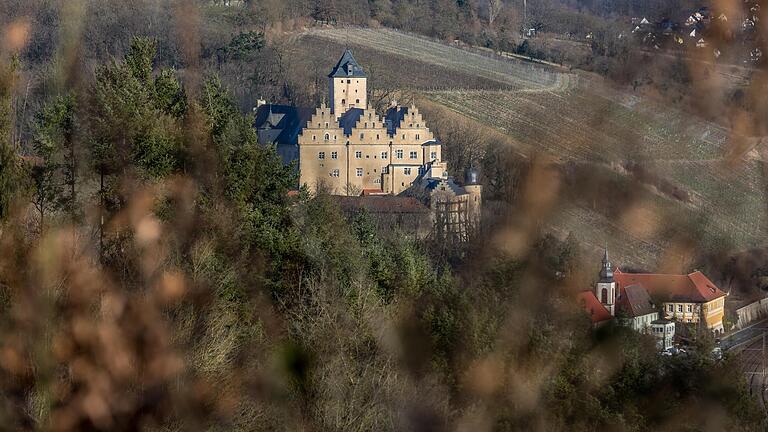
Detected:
[614,269,726,303]
[334,195,430,214]
[577,291,613,324]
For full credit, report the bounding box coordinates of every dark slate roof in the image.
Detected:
[423,177,466,196]
[334,196,430,214]
[385,106,408,135]
[328,49,366,78]
[253,104,313,145]
[338,108,364,135]
[617,284,657,318]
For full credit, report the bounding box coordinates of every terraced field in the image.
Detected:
[303,28,572,92]
[425,89,728,163]
[299,27,768,267]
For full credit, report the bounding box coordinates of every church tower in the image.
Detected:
[328,49,367,119]
[595,249,616,316]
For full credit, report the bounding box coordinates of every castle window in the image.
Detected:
[601,288,607,303]
[409,123,413,127]
[331,151,338,159]
[312,135,316,141]
[404,168,412,175]
[382,166,388,174]
[356,168,363,177]
[318,152,325,160]
[356,99,360,104]
[342,99,346,105]
[324,133,330,141]
[409,151,417,159]
[381,151,388,159]
[431,151,437,160]
[416,134,420,140]
[325,122,329,128]
[355,151,362,159]
[360,133,364,140]
[330,169,340,177]
[364,122,367,128]
[376,134,380,140]
[402,134,406,140]
[418,167,424,175]
[396,150,403,159]
[374,178,381,184]
[347,79,351,83]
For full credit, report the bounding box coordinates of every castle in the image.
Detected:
[255,49,481,240]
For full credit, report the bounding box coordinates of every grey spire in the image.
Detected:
[599,248,613,282]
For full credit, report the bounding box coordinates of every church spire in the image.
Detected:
[599,248,613,282]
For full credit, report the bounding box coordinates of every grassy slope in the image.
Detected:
[296,28,768,270]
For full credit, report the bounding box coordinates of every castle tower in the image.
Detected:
[328,49,367,119]
[464,168,482,230]
[595,249,616,315]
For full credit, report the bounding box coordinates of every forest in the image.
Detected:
[0,0,765,431]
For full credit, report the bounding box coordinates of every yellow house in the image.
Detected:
[614,269,727,335]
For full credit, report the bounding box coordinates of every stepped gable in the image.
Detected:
[614,269,726,303]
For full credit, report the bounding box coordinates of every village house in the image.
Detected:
[579,251,728,346]
[254,49,482,240]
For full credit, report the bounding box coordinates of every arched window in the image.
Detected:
[356,99,360,104]
[341,99,346,105]
[600,288,608,303]
[324,133,330,141]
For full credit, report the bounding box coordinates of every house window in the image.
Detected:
[356,168,363,177]
[355,151,362,159]
[318,152,325,160]
[668,304,673,312]
[409,151,417,159]
[331,151,338,160]
[374,178,381,184]
[404,168,412,175]
[381,151,388,159]
[418,167,425,175]
[396,150,403,159]
[330,169,340,177]
[687,305,692,312]
[678,305,683,312]
[431,151,437,160]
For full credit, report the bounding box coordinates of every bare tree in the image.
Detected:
[489,0,503,26]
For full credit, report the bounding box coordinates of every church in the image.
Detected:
[579,251,727,345]
[255,49,481,240]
